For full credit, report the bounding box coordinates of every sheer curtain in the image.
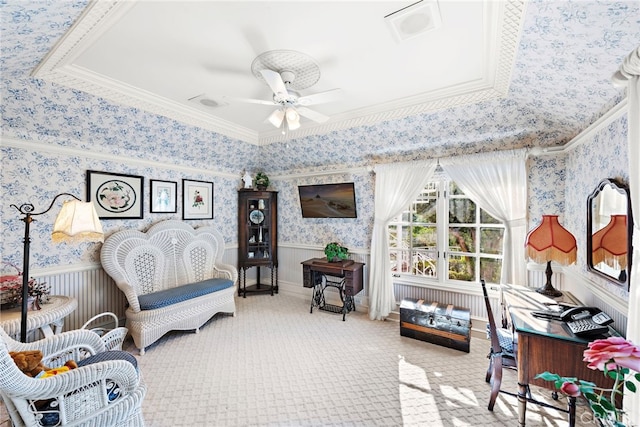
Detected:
[612,45,640,426]
[369,161,437,320]
[440,149,528,286]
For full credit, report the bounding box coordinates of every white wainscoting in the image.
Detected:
[30,246,628,338]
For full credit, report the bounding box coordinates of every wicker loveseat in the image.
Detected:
[100,220,237,355]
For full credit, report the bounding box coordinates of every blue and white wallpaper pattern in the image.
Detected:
[0,0,634,303]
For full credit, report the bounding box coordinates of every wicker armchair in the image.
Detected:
[0,326,146,426]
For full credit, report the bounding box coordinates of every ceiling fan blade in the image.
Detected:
[296,106,330,123]
[260,69,288,97]
[222,95,277,106]
[297,88,342,106]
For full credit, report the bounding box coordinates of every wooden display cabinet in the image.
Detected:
[238,190,278,297]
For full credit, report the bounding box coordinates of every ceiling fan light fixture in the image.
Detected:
[285,107,299,122]
[268,109,285,128]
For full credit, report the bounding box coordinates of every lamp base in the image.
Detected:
[536,260,563,298]
[536,284,563,298]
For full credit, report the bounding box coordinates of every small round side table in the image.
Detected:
[0,295,78,340]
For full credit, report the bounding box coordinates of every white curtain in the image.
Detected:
[369,161,437,320]
[612,45,640,426]
[440,149,528,286]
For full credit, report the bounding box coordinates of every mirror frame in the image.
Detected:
[586,178,633,289]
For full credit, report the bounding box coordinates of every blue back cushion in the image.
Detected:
[138,278,233,310]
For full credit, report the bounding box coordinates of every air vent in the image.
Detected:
[187,94,227,109]
[384,0,442,42]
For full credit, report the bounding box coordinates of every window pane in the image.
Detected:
[449,198,476,224]
[388,225,398,248]
[414,198,437,223]
[480,258,502,283]
[412,250,437,277]
[480,228,504,254]
[480,208,500,224]
[391,250,411,273]
[448,254,475,281]
[412,225,437,249]
[400,209,411,222]
[449,227,475,252]
[449,181,464,195]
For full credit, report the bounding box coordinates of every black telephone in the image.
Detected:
[560,306,614,337]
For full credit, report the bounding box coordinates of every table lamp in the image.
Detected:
[10,193,104,342]
[592,214,628,269]
[525,215,577,297]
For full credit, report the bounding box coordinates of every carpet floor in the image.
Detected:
[120,293,597,427]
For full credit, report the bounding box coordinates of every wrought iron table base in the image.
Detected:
[310,276,355,321]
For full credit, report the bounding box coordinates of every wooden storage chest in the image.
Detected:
[400,298,471,353]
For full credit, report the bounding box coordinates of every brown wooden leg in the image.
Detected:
[517,382,528,426]
[488,355,502,411]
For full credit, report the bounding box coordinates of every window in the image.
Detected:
[388,180,504,283]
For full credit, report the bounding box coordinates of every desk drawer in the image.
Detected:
[400,298,471,353]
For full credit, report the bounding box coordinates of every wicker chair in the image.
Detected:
[0,326,146,426]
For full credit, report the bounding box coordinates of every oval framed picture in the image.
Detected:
[87,170,144,219]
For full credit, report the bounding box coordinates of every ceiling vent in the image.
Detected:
[384,0,442,42]
[188,94,227,109]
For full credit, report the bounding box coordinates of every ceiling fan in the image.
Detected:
[224,50,342,133]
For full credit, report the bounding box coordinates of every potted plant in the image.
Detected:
[255,172,269,190]
[324,242,349,262]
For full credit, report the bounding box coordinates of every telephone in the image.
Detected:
[560,306,614,337]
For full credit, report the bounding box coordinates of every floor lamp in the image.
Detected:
[10,193,104,342]
[525,215,577,297]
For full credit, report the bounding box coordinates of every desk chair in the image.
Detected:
[481,279,518,411]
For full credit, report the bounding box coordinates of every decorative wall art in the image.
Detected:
[86,170,143,219]
[182,179,214,220]
[150,180,177,213]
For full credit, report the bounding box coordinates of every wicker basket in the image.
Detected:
[81,312,128,351]
[0,262,22,307]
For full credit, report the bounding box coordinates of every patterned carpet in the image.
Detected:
[122,293,595,427]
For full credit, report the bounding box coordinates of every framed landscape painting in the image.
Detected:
[182,179,213,220]
[87,170,144,219]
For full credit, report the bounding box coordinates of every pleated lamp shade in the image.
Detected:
[592,214,627,269]
[525,215,577,266]
[51,200,104,243]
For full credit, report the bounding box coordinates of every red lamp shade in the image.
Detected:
[525,215,577,297]
[525,215,577,265]
[592,214,627,269]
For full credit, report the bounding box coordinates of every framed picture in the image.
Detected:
[150,180,177,213]
[182,179,214,220]
[87,170,144,219]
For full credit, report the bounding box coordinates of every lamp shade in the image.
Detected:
[52,200,104,243]
[592,214,627,269]
[525,215,577,266]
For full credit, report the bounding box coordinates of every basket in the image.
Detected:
[81,312,128,351]
[0,262,22,307]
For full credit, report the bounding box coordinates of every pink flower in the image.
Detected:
[583,336,640,372]
[560,381,581,397]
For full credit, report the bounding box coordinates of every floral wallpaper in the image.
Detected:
[0,0,637,296]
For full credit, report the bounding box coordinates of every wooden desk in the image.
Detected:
[502,284,617,427]
[301,258,365,321]
[0,295,77,341]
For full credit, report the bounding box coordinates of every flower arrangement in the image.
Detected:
[324,242,349,262]
[536,336,640,426]
[0,262,50,309]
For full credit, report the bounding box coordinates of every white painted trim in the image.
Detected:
[563,267,629,316]
[0,136,238,179]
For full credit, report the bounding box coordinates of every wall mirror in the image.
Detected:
[587,178,632,288]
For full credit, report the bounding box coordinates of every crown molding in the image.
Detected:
[31,0,526,146]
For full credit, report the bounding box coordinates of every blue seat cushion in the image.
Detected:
[138,278,234,310]
[77,350,138,370]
